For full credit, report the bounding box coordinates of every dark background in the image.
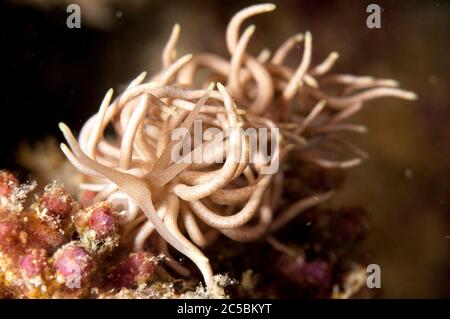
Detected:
[0,0,449,297]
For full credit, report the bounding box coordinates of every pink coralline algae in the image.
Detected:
[108,252,156,289]
[54,245,94,288]
[0,171,19,198]
[0,171,158,298]
[20,249,47,278]
[39,190,73,218]
[88,207,117,239]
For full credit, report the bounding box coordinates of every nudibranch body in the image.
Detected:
[58,3,416,291]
